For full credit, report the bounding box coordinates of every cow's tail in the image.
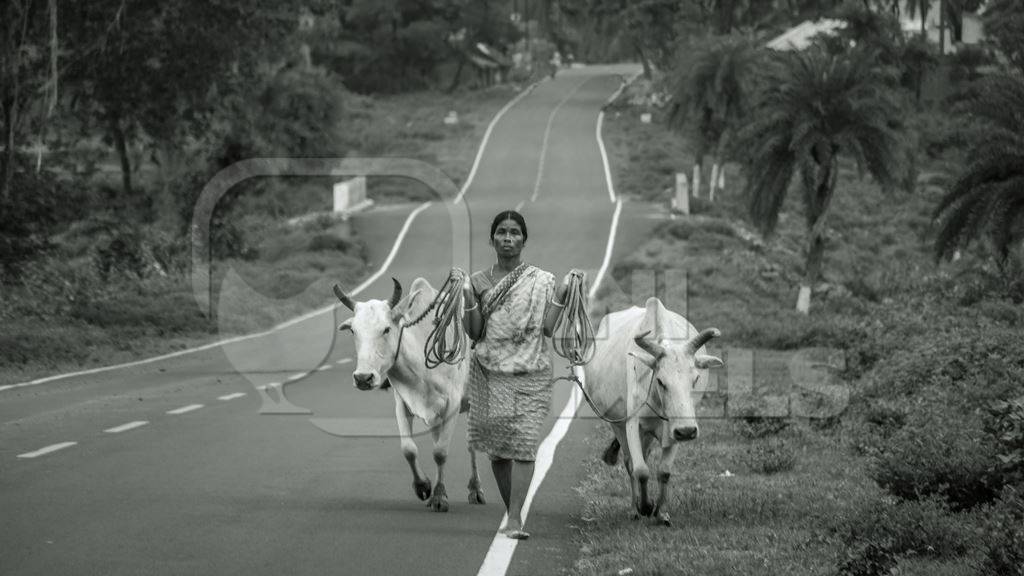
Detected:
[601,437,620,466]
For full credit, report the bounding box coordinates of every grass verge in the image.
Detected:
[569,96,1023,574]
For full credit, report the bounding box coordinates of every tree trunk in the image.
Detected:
[715,0,734,34]
[797,231,826,314]
[709,162,719,202]
[939,0,946,55]
[797,152,837,315]
[920,3,927,40]
[447,57,465,93]
[634,39,652,79]
[1,94,16,204]
[109,113,133,196]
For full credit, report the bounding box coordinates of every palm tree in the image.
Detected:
[933,73,1024,266]
[735,46,906,313]
[667,34,757,201]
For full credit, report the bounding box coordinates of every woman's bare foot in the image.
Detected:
[503,527,530,540]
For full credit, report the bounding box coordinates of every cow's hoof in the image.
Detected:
[631,512,641,521]
[638,500,655,517]
[428,483,449,512]
[468,488,486,505]
[413,479,432,501]
[657,512,671,527]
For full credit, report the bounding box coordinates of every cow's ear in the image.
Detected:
[694,354,723,369]
[338,318,354,332]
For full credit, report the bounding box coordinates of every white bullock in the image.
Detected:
[334,277,485,512]
[583,297,723,526]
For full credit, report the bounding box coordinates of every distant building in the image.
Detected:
[767,3,986,55]
[899,0,985,53]
[766,19,845,51]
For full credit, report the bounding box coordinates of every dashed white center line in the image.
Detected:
[218,392,246,401]
[258,382,281,391]
[335,358,352,365]
[286,373,305,381]
[104,421,148,434]
[17,442,77,459]
[317,365,332,372]
[166,404,204,415]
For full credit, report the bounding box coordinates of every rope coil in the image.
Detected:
[549,271,665,423]
[420,268,469,369]
[550,269,595,367]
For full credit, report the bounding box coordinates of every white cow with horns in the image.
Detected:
[333,277,485,512]
[583,297,723,526]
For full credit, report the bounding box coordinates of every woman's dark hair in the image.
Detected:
[489,210,528,242]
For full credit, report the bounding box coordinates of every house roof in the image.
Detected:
[766,19,846,51]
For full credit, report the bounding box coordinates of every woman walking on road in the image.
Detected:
[461,210,571,540]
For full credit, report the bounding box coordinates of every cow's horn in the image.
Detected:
[634,330,667,360]
[685,328,721,355]
[387,277,403,309]
[333,284,355,311]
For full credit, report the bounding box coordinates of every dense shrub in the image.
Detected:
[860,326,1024,408]
[0,325,93,367]
[835,495,976,558]
[0,168,59,283]
[736,416,792,439]
[870,404,1001,509]
[975,486,1024,576]
[986,397,1024,486]
[834,540,900,576]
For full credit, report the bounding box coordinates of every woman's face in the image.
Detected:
[491,218,525,258]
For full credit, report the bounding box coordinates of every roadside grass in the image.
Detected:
[574,100,1022,574]
[571,421,982,576]
[0,86,520,385]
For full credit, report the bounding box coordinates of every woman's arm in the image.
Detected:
[542,276,569,338]
[462,275,484,341]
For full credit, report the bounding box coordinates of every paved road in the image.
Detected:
[0,65,667,576]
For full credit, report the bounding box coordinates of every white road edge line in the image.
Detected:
[2,79,540,395]
[454,80,543,206]
[218,392,246,401]
[476,74,629,576]
[596,72,641,204]
[166,404,204,415]
[17,442,78,459]
[104,421,149,434]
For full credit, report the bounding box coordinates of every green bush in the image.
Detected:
[986,398,1024,486]
[743,437,797,475]
[0,325,92,367]
[870,404,1001,509]
[834,540,900,576]
[307,233,353,252]
[975,485,1024,576]
[0,167,59,283]
[736,416,792,439]
[835,495,976,558]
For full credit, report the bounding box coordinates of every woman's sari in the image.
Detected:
[467,264,556,460]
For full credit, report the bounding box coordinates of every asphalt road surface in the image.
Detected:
[0,64,675,576]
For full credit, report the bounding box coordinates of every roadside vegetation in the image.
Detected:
[580,1,1024,574]
[0,2,537,384]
